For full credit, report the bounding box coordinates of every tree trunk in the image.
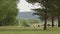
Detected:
[58,16,60,27]
[44,11,47,30]
[51,16,54,27]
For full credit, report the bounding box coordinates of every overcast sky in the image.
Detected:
[17,0,41,12]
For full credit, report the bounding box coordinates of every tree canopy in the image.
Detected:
[0,0,18,26]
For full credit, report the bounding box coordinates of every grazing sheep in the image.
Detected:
[47,24,51,27]
[38,25,40,27]
[32,24,40,28]
[24,24,30,27]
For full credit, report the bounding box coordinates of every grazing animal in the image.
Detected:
[24,24,30,27]
[38,25,40,27]
[47,24,51,26]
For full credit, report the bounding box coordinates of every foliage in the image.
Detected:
[19,18,39,26]
[26,0,60,18]
[20,19,28,26]
[26,0,60,30]
[29,19,39,24]
[0,0,18,26]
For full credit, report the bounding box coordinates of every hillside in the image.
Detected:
[17,12,39,19]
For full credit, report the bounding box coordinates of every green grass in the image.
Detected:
[0,26,60,34]
[0,30,60,34]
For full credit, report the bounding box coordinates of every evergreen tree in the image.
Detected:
[26,0,60,30]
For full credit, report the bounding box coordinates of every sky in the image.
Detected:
[17,0,41,12]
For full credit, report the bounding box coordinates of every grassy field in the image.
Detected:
[0,26,60,34]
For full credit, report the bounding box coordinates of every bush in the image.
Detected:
[19,18,39,26]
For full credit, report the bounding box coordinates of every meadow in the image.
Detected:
[0,19,58,34]
[0,26,60,34]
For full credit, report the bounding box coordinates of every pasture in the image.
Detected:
[0,26,60,34]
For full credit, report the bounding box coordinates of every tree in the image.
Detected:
[0,0,18,26]
[32,8,48,30]
[26,0,50,30]
[26,0,60,30]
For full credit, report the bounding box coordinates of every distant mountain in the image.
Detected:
[17,12,39,19]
